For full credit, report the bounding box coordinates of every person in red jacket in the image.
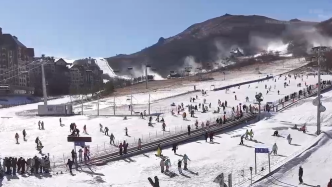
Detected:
[328,179,332,187]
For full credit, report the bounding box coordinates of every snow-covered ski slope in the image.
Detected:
[0,58,330,187]
[94,58,118,78]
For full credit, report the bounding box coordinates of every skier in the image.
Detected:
[235,95,237,100]
[248,129,254,140]
[138,138,142,150]
[78,149,83,163]
[104,127,109,136]
[187,125,191,136]
[83,125,87,134]
[123,141,128,154]
[177,159,183,174]
[182,112,187,120]
[165,158,171,172]
[278,90,280,95]
[299,166,303,184]
[99,124,103,132]
[15,133,19,144]
[160,159,165,173]
[41,121,44,130]
[38,121,41,130]
[125,127,128,136]
[287,134,292,144]
[272,143,278,155]
[182,154,191,170]
[209,131,214,142]
[110,133,115,145]
[22,129,26,141]
[59,118,62,126]
[172,143,178,154]
[66,159,74,174]
[328,179,332,187]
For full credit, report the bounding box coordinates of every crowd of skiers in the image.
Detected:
[0,156,51,178]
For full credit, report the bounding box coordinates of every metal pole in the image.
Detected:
[148,93,151,115]
[81,95,83,115]
[41,63,48,105]
[145,65,148,89]
[268,153,271,173]
[131,91,133,116]
[113,96,115,115]
[97,95,100,116]
[258,101,261,121]
[317,50,321,135]
[255,152,257,174]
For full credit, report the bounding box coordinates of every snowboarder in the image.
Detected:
[138,138,142,150]
[187,125,191,136]
[182,154,191,170]
[22,129,26,141]
[287,134,292,144]
[15,133,19,144]
[125,127,128,136]
[272,143,278,155]
[110,133,115,145]
[299,166,303,184]
[160,159,165,173]
[66,159,74,174]
[177,159,183,174]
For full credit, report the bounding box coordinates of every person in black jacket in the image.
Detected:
[172,143,178,154]
[187,125,191,136]
[66,159,74,174]
[299,166,303,184]
[177,160,182,174]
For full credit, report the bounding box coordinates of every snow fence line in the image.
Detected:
[235,131,324,187]
[88,113,257,165]
[277,84,332,112]
[213,62,310,92]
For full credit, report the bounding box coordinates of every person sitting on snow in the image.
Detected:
[300,125,306,133]
[273,130,279,136]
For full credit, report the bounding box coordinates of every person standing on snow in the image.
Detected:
[123,141,128,154]
[78,149,83,163]
[38,121,41,130]
[172,143,178,154]
[165,158,171,172]
[272,143,278,155]
[83,125,87,134]
[177,159,183,174]
[110,133,115,145]
[182,154,191,170]
[187,125,191,136]
[160,159,165,173]
[104,127,109,136]
[195,120,198,129]
[41,121,44,130]
[125,127,128,136]
[59,118,62,126]
[119,143,123,156]
[162,122,166,131]
[138,138,142,150]
[287,134,292,144]
[240,134,244,145]
[248,129,254,140]
[66,159,74,174]
[99,124,103,132]
[299,166,303,184]
[15,133,19,144]
[204,132,208,142]
[156,144,162,157]
[327,179,332,187]
[22,129,26,141]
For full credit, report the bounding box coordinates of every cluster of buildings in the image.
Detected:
[0,27,103,95]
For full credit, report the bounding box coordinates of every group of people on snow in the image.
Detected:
[0,155,51,178]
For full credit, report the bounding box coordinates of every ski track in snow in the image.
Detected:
[0,58,331,187]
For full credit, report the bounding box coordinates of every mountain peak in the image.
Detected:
[289,19,301,22]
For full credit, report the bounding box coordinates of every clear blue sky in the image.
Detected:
[1,0,331,59]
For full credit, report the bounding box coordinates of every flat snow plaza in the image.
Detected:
[1,59,332,187]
